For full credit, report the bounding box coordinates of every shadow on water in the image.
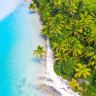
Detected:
[29,11,35,14]
[32,57,42,64]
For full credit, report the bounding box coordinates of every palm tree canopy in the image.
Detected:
[33,45,45,59]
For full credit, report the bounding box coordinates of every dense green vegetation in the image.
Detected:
[30,0,96,95]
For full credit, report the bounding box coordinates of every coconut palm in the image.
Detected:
[69,78,79,89]
[54,0,61,6]
[33,45,45,59]
[69,37,84,58]
[74,63,91,79]
[29,3,36,10]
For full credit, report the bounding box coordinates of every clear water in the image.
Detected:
[0,2,46,96]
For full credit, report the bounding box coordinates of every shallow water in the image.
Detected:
[0,0,21,20]
[0,2,46,96]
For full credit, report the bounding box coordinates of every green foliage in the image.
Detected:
[87,71,96,87]
[74,63,91,78]
[69,78,82,91]
[82,84,96,96]
[54,59,74,79]
[29,3,36,10]
[33,45,45,59]
[30,0,96,95]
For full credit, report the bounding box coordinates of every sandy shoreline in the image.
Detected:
[37,38,80,96]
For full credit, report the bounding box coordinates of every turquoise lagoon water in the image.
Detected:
[0,2,46,96]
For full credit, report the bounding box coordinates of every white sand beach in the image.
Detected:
[38,38,80,96]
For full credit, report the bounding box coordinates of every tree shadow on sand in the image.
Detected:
[32,57,42,64]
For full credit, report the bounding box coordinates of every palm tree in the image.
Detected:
[54,0,61,6]
[69,37,84,58]
[33,45,45,59]
[29,0,41,11]
[69,78,79,89]
[74,63,91,79]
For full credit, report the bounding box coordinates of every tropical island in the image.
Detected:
[0,0,96,96]
[29,0,96,96]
